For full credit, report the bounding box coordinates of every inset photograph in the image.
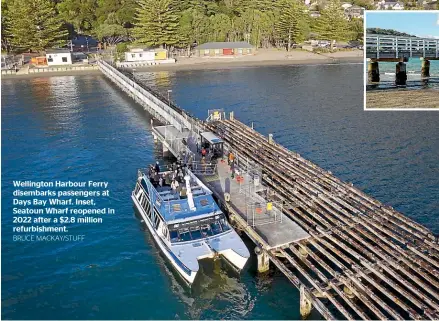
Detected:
[365,11,439,109]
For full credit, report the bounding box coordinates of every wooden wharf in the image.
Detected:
[97,60,439,320]
[206,117,439,320]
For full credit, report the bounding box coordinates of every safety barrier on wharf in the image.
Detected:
[97,60,439,320]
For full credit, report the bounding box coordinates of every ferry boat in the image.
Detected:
[132,167,250,285]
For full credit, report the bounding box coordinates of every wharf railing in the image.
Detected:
[366,34,439,59]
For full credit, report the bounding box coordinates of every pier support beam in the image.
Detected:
[255,247,269,273]
[395,62,407,86]
[300,285,312,319]
[421,58,430,78]
[368,61,380,83]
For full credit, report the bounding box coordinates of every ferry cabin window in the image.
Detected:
[135,183,140,194]
[190,226,202,240]
[219,217,231,231]
[179,229,192,242]
[62,57,68,62]
[154,214,160,228]
[170,230,179,242]
[201,224,213,237]
[48,55,53,62]
[210,221,222,234]
[140,195,148,210]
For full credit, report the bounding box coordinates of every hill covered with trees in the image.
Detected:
[366,28,415,37]
[1,0,364,54]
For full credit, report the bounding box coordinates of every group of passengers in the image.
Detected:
[195,139,220,161]
[148,160,189,196]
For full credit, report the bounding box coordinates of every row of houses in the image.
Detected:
[306,0,437,14]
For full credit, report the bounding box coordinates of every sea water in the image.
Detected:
[2,65,438,319]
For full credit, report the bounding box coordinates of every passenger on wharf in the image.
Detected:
[228,151,235,165]
[201,148,207,160]
[230,160,236,179]
[155,161,160,173]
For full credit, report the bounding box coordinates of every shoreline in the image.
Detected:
[126,56,363,72]
[1,69,102,80]
[1,55,363,79]
[366,88,439,108]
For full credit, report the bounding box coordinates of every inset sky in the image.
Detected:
[366,11,439,38]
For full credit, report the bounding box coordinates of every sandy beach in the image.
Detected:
[366,89,439,109]
[1,49,363,79]
[130,48,363,72]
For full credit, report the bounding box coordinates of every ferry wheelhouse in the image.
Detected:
[132,168,250,284]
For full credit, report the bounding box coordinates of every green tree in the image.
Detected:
[133,0,179,47]
[9,0,68,51]
[275,0,309,51]
[1,0,12,52]
[178,8,207,54]
[94,23,127,46]
[313,0,350,49]
[236,9,274,47]
[349,18,363,42]
[208,13,232,41]
[57,0,97,34]
[95,0,137,27]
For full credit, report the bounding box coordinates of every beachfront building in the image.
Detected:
[124,48,168,62]
[1,55,15,69]
[45,49,73,66]
[345,5,364,19]
[376,0,405,9]
[195,42,255,57]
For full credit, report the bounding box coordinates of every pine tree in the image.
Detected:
[1,0,12,52]
[57,0,97,34]
[8,0,68,52]
[313,0,350,49]
[133,0,179,48]
[178,8,207,54]
[275,0,309,51]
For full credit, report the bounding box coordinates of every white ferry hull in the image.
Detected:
[132,193,197,284]
[220,249,248,271]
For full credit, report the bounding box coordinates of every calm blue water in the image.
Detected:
[2,65,439,319]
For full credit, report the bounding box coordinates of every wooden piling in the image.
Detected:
[395,62,407,86]
[368,61,380,83]
[421,59,430,78]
